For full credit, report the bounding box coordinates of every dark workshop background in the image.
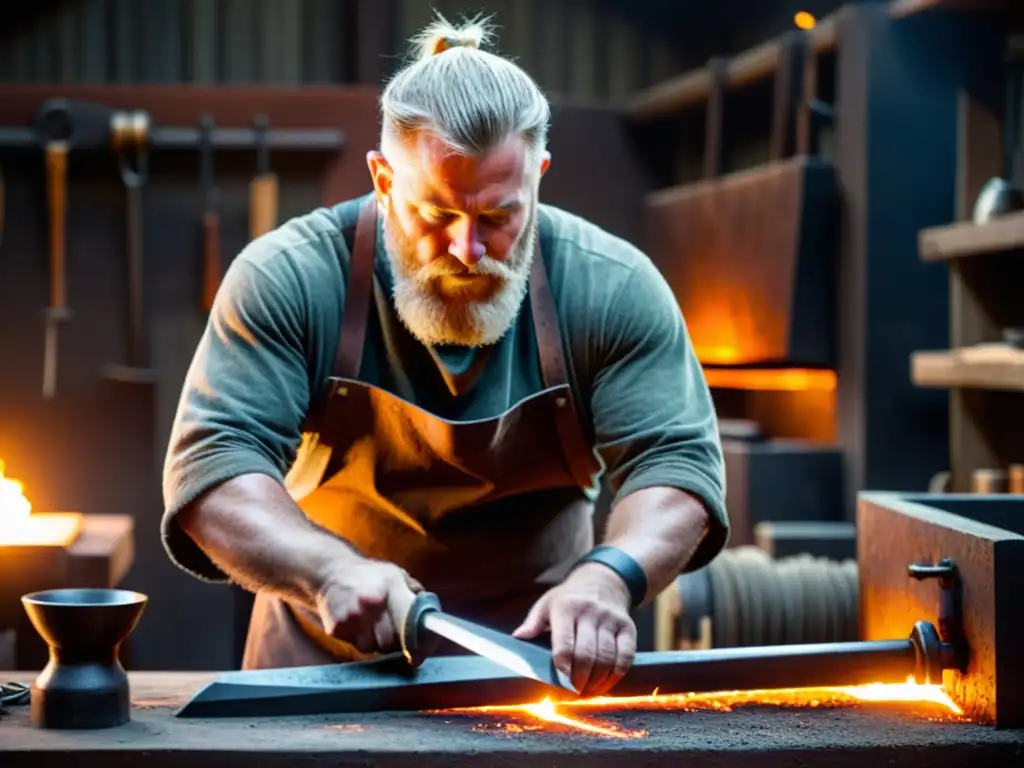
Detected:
[0,0,928,672]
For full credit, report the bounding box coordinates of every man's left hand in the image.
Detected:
[512,563,637,697]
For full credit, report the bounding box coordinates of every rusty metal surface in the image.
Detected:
[644,155,837,367]
[857,492,1024,727]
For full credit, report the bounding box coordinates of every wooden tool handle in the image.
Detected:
[249,172,279,241]
[45,142,69,308]
[202,211,221,312]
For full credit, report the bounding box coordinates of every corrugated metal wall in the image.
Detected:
[0,0,684,102]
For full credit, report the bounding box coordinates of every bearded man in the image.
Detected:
[161,16,728,697]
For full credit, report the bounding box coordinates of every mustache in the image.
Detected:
[416,255,517,281]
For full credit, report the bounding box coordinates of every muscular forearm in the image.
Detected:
[595,486,710,605]
[176,472,361,610]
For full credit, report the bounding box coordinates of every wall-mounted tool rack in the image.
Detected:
[0,97,345,154]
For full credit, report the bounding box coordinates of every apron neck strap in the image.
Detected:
[527,228,570,390]
[333,197,379,380]
[333,198,570,391]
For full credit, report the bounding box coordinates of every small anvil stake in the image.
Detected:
[176,618,953,718]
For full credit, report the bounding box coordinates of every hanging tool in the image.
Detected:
[33,101,81,400]
[200,116,222,312]
[249,114,278,241]
[103,111,157,385]
[41,138,71,399]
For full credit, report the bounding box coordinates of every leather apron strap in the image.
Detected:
[329,197,594,489]
[333,198,379,380]
[527,239,596,490]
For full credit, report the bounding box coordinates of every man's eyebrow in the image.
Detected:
[420,198,523,213]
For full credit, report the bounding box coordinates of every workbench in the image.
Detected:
[2,671,1023,767]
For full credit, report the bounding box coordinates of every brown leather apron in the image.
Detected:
[241,198,602,669]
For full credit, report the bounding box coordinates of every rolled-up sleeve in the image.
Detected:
[589,260,728,572]
[161,254,312,581]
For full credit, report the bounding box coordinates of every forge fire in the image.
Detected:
[432,678,964,739]
[0,461,80,546]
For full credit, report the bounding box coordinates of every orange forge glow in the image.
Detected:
[702,367,837,392]
[0,459,80,546]
[433,678,963,739]
[0,459,32,520]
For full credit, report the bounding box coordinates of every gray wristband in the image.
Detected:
[574,545,648,608]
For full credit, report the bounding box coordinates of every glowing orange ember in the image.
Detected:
[0,460,81,546]
[0,459,33,520]
[435,678,963,738]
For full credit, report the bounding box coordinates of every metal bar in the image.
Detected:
[0,126,343,152]
[703,57,728,180]
[769,32,808,161]
[150,126,342,150]
[178,636,924,718]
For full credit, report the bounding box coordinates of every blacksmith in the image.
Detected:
[161,15,728,697]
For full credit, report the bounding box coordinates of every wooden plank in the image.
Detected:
[0,670,215,707]
[66,514,135,587]
[623,16,837,121]
[912,348,1024,392]
[920,210,1024,262]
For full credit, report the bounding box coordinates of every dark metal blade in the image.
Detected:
[175,637,922,718]
[421,612,576,693]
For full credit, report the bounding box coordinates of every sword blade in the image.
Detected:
[421,612,576,694]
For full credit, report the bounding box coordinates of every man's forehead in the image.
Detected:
[400,133,530,207]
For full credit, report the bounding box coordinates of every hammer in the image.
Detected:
[199,116,222,312]
[248,114,278,241]
[35,102,78,400]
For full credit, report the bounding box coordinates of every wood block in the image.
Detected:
[919,210,1024,262]
[912,348,1024,392]
[857,492,1024,727]
[67,514,135,587]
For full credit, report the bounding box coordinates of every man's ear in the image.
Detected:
[366,150,393,207]
[539,150,552,178]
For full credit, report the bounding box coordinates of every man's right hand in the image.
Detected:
[314,559,422,654]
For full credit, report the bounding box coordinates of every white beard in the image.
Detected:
[384,206,537,348]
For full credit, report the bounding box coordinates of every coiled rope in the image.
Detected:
[673,546,859,648]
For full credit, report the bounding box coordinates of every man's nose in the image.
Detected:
[448,218,486,266]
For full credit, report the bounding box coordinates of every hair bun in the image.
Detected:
[430,32,480,56]
[415,14,492,61]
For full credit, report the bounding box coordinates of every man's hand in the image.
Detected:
[315,559,423,655]
[512,563,637,696]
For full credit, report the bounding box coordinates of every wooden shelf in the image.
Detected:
[919,209,1024,262]
[911,347,1024,391]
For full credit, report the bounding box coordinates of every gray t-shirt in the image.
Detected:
[161,195,729,581]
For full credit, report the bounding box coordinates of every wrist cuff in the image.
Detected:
[574,545,648,608]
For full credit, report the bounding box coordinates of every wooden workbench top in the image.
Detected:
[2,670,1023,768]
